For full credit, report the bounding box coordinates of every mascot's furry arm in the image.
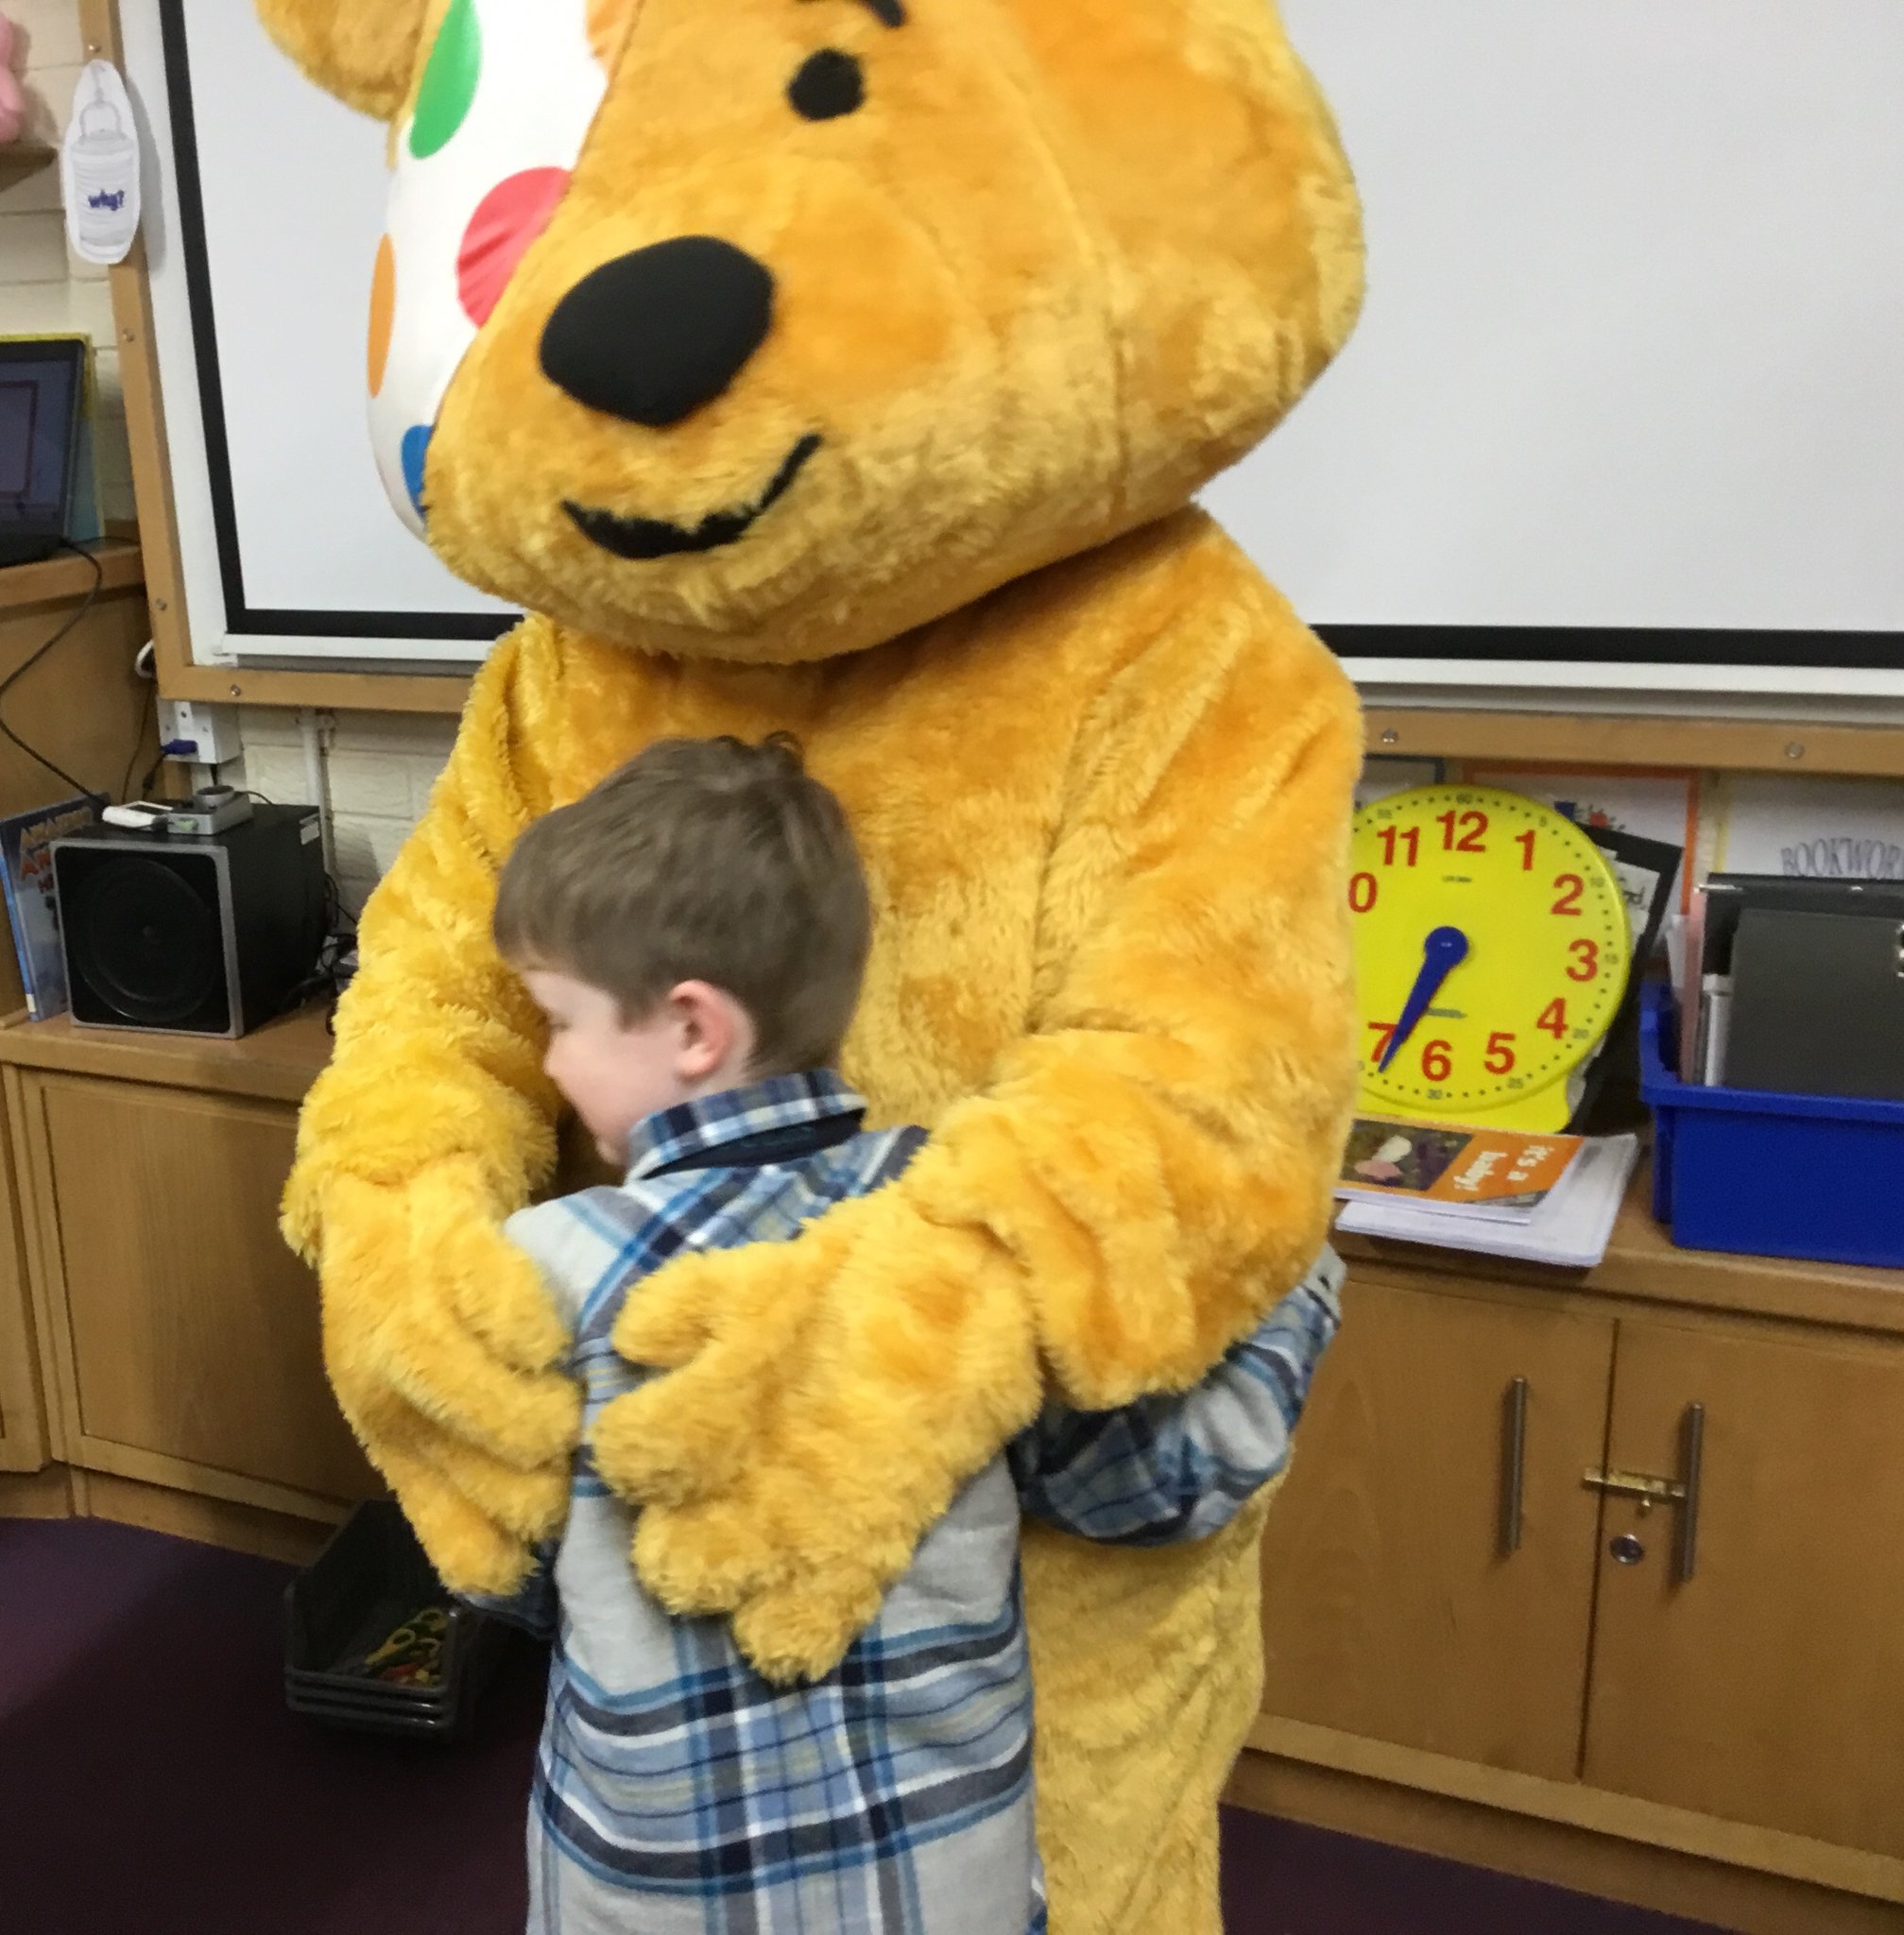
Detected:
[283,619,583,1591]
[598,572,1363,1680]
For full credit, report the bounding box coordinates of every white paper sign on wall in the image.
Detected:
[62,61,141,265]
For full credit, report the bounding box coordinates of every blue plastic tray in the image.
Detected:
[1639,982,1904,1269]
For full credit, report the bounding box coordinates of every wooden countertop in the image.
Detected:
[4,1001,1899,1335]
[0,1002,333,1104]
[0,540,144,615]
[1339,1161,1904,1339]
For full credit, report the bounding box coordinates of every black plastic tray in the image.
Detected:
[283,1501,506,1740]
[285,1683,471,1738]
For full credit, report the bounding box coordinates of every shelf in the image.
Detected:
[0,540,144,616]
[1337,1160,1904,1341]
[1364,706,1904,779]
[0,1002,333,1105]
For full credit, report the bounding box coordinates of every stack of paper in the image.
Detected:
[1335,1135,1641,1270]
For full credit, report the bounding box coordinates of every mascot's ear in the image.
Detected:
[255,0,433,122]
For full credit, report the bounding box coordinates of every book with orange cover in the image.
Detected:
[1336,1118,1586,1222]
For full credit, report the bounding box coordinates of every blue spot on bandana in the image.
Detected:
[401,424,434,518]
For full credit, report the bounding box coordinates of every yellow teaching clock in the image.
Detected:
[1350,785,1632,1132]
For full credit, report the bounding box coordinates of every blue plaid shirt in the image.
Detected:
[473,1072,1343,1935]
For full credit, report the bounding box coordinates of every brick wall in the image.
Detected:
[237,709,457,914]
[0,0,136,523]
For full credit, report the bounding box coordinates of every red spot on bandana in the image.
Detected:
[456,167,572,328]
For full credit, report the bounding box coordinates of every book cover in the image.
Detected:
[0,796,101,1020]
[1336,1136,1640,1272]
[1337,1117,1585,1220]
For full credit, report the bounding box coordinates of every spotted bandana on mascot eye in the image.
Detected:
[367,0,642,536]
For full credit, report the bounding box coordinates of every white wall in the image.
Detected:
[236,709,456,915]
[1,0,136,524]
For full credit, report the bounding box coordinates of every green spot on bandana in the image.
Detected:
[410,0,481,160]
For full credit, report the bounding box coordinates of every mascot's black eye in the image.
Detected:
[789,49,865,121]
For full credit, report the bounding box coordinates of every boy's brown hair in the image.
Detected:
[493,736,870,1076]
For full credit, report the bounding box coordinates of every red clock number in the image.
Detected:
[1436,809,1489,853]
[1484,1031,1518,1074]
[1551,874,1585,916]
[1367,1020,1397,1065]
[1537,998,1569,1039]
[1515,830,1537,872]
[1422,1039,1452,1082]
[1348,872,1379,914]
[1376,824,1421,868]
[1567,937,1601,982]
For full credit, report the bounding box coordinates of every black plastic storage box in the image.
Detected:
[284,1500,509,1741]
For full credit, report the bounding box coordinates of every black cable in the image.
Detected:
[134,754,164,801]
[0,539,108,803]
[119,714,154,806]
[286,867,359,1028]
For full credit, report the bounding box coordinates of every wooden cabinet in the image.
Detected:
[1252,1227,1904,1930]
[1260,1276,1614,1780]
[0,541,154,1476]
[0,1010,377,1535]
[1585,1317,1904,1860]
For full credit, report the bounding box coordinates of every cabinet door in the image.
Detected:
[1259,1273,1615,1780]
[0,1087,46,1473]
[33,1074,378,1513]
[1583,1317,1904,1858]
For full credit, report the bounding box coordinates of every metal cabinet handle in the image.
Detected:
[1500,1376,1529,1557]
[1673,1402,1706,1585]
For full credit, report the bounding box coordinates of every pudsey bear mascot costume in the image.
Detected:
[260,1,1365,1926]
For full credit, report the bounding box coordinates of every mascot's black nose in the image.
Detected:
[539,236,774,429]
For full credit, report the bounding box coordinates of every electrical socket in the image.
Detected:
[157,699,244,767]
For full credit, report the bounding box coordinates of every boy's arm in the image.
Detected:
[456,1540,561,1640]
[1007,1248,1345,1547]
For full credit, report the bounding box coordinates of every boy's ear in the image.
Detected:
[255,0,433,123]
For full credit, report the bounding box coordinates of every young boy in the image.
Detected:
[476,735,1345,1935]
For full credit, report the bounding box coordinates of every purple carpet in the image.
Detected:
[0,1517,1727,1934]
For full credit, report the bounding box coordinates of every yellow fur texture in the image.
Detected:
[263,4,1365,1927]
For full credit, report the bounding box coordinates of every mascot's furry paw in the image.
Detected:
[593,1187,1041,1682]
[318,1156,583,1593]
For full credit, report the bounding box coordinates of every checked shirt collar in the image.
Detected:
[622,1070,869,1182]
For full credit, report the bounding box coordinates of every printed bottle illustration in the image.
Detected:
[62,61,140,265]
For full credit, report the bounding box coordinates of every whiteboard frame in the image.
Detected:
[122,0,507,669]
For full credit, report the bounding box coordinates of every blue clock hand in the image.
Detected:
[1378,925,1470,1073]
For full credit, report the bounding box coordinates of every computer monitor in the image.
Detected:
[0,338,85,570]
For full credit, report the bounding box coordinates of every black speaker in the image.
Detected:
[53,804,328,1037]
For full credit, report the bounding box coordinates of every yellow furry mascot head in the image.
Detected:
[260,0,1361,663]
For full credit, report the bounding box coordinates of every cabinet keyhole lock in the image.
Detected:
[1583,1404,1707,1586]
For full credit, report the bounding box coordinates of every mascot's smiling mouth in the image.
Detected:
[563,435,822,560]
